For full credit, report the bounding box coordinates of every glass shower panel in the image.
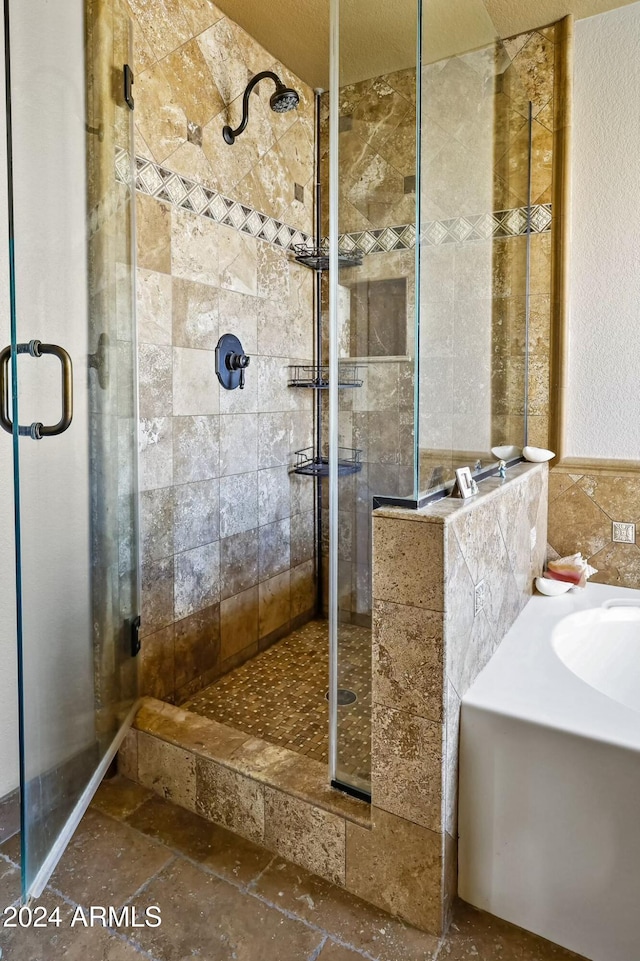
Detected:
[418,0,532,496]
[329,0,420,796]
[5,0,139,899]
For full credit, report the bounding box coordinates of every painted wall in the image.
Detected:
[0,15,18,800]
[546,4,640,590]
[566,1,640,458]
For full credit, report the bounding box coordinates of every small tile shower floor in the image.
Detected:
[182,619,372,784]
[0,777,588,961]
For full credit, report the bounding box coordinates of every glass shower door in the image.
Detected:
[3,0,139,900]
[328,0,420,797]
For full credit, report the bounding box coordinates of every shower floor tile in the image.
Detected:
[181,619,372,785]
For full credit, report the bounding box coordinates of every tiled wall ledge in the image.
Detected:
[120,697,370,889]
[369,461,548,932]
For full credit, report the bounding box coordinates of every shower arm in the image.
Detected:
[223,71,282,143]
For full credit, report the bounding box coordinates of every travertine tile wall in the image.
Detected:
[548,470,640,587]
[420,26,556,487]
[494,25,556,452]
[88,0,139,728]
[125,1,317,701]
[420,46,497,466]
[368,462,548,931]
[319,71,418,622]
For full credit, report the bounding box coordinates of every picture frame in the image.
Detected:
[453,466,474,499]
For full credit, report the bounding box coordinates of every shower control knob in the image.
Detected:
[226,351,250,389]
[215,333,251,391]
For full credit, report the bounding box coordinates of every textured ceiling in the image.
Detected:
[214,0,639,87]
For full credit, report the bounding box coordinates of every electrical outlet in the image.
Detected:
[474,580,485,617]
[613,521,635,544]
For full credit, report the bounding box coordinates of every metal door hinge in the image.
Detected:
[124,64,134,111]
[130,615,141,657]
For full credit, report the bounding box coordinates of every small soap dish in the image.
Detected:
[491,445,521,460]
[535,576,572,596]
[523,446,555,463]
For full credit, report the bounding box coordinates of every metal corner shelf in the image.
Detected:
[293,243,363,271]
[292,446,362,477]
[288,364,364,389]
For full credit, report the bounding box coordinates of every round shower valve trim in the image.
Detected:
[216,333,251,391]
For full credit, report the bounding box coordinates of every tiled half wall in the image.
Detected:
[127,1,318,702]
[369,462,548,931]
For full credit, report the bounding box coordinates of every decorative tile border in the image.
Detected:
[339,204,552,256]
[116,149,551,258]
[117,148,312,252]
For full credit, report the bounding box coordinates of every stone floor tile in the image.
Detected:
[91,776,153,821]
[126,794,273,885]
[441,901,586,960]
[316,942,368,961]
[126,856,323,961]
[251,857,440,961]
[0,891,144,960]
[49,809,173,908]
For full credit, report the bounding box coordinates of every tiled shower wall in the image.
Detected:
[319,71,418,623]
[494,25,556,453]
[420,25,556,483]
[125,1,317,702]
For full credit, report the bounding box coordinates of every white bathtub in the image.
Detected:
[458,582,640,961]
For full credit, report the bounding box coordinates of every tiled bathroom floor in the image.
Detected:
[182,619,372,785]
[0,777,588,961]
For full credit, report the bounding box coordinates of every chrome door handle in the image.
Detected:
[0,340,73,439]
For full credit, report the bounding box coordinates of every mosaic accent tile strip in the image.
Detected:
[117,149,551,256]
[116,148,312,252]
[339,205,552,255]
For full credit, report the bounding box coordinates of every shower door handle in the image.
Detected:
[0,340,73,439]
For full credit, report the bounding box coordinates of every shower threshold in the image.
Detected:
[120,621,373,885]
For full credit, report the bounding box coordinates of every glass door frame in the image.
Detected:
[3,0,141,902]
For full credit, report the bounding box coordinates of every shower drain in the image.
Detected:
[325,688,357,706]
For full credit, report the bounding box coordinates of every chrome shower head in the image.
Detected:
[222,71,300,144]
[270,84,300,114]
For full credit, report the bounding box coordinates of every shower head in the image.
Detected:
[223,71,300,144]
[270,84,300,114]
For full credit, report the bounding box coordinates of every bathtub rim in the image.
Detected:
[462,581,640,754]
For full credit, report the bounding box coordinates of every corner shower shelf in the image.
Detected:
[293,243,363,271]
[292,446,362,477]
[288,364,364,389]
